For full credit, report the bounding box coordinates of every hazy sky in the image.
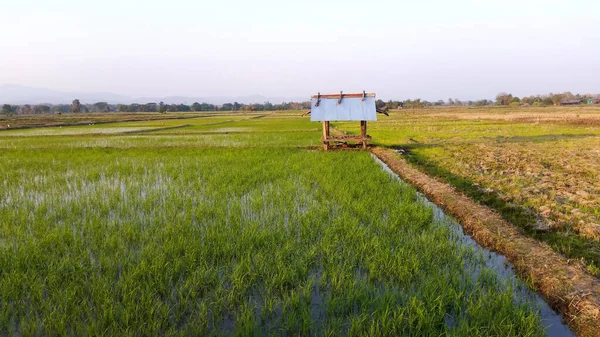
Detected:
[1,0,599,101]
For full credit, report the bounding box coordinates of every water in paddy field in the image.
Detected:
[370,154,575,337]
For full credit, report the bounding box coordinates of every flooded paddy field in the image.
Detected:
[0,112,581,336]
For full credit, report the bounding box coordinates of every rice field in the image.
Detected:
[0,113,573,336]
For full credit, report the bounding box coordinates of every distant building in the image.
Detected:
[560,100,581,105]
[586,98,600,104]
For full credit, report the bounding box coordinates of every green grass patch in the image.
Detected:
[0,147,545,336]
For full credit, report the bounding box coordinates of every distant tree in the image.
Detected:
[177,104,190,112]
[404,98,424,109]
[158,101,166,114]
[71,99,81,113]
[511,97,521,103]
[166,104,178,112]
[138,103,157,112]
[221,103,233,111]
[93,102,110,112]
[21,104,32,114]
[54,106,63,114]
[1,104,13,115]
[447,98,455,106]
[495,93,513,105]
[53,105,68,114]
[191,102,201,111]
[117,104,129,112]
[32,105,50,114]
[128,103,141,112]
[233,102,241,111]
[275,102,289,110]
[551,93,565,106]
[385,100,402,109]
[542,97,554,106]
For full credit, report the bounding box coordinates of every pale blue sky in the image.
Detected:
[1,0,599,101]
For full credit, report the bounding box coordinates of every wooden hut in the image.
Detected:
[560,100,581,105]
[309,91,378,150]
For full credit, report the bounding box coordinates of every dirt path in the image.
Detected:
[371,147,600,337]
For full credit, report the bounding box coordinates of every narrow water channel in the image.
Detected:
[371,154,575,337]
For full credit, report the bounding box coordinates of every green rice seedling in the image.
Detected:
[0,115,562,336]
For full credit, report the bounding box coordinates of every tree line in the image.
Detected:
[374,92,600,110]
[1,100,311,115]
[493,92,599,106]
[3,91,599,115]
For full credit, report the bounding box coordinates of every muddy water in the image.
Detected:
[371,154,575,337]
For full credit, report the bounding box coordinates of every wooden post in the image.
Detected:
[322,121,330,151]
[360,120,367,149]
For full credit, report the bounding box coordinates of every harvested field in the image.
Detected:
[412,106,600,124]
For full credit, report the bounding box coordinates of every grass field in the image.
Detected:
[0,112,227,130]
[0,113,567,336]
[337,106,600,276]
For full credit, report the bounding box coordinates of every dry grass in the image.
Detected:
[427,140,600,240]
[403,105,600,122]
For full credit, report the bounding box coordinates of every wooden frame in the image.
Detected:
[311,93,376,99]
[321,120,369,150]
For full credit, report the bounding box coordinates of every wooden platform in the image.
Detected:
[321,121,370,150]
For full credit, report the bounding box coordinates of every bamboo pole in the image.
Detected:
[360,120,367,149]
[322,121,330,151]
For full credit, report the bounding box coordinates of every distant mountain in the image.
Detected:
[137,94,277,105]
[0,84,130,105]
[0,84,306,105]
